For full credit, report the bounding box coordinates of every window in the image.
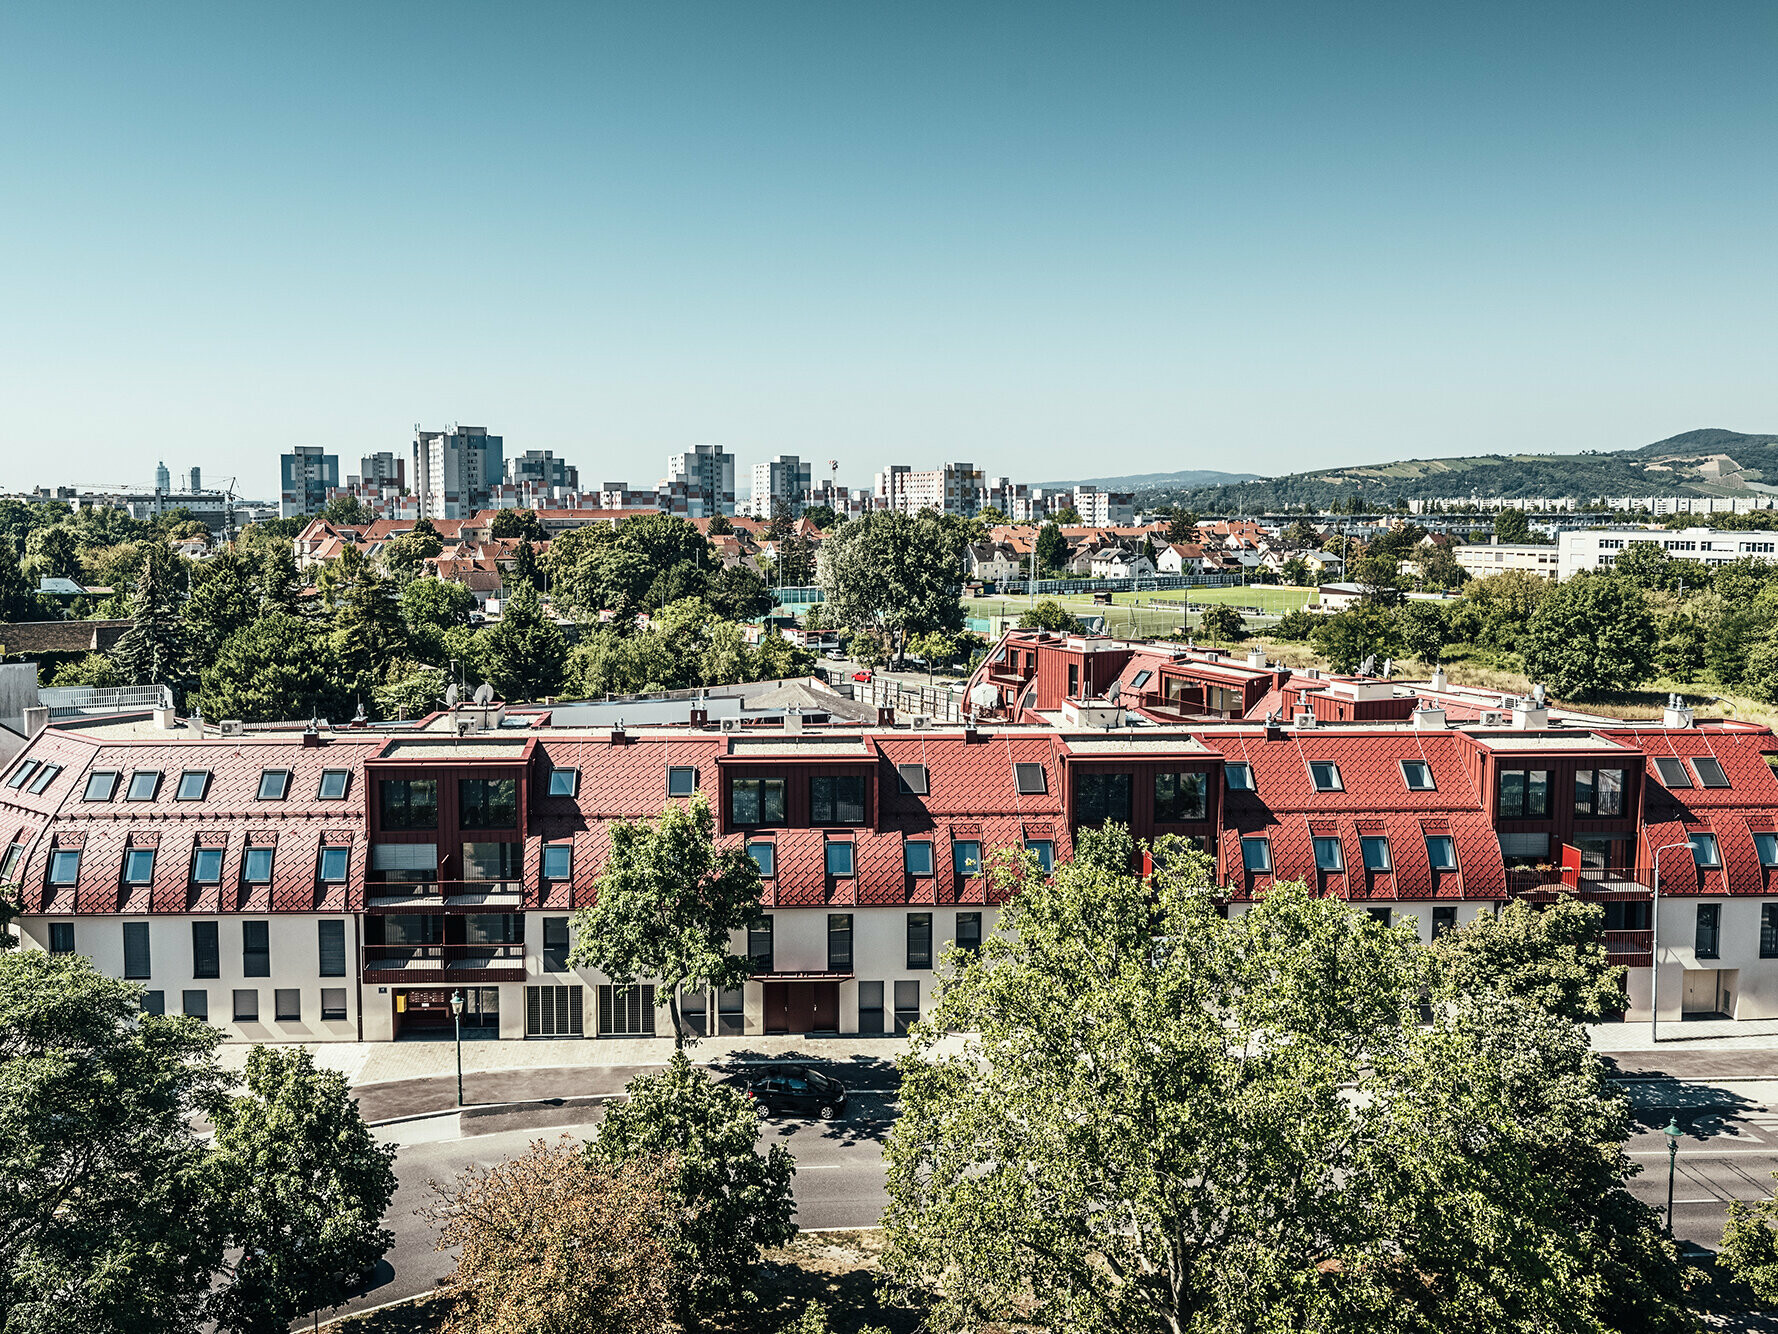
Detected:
[717,987,744,1036]
[242,921,270,977]
[126,770,161,801]
[233,989,259,1022]
[1757,834,1778,870]
[379,778,437,828]
[1693,757,1730,789]
[730,778,786,826]
[142,991,165,1017]
[1689,832,1722,869]
[666,766,698,798]
[1496,770,1551,819]
[1696,903,1721,959]
[371,843,436,883]
[256,770,291,801]
[858,980,885,1035]
[893,980,921,1035]
[49,849,81,885]
[810,776,866,825]
[828,914,853,970]
[1308,762,1342,792]
[463,842,521,880]
[275,989,301,1022]
[1225,763,1255,791]
[1360,837,1392,872]
[1367,907,1392,927]
[6,760,39,789]
[183,990,208,1021]
[318,920,346,977]
[747,841,775,877]
[1025,840,1054,874]
[124,848,156,885]
[318,847,350,883]
[1241,837,1272,874]
[1425,835,1458,872]
[1653,757,1692,789]
[748,916,774,972]
[1312,837,1344,873]
[1013,763,1048,795]
[904,840,934,876]
[0,842,22,881]
[594,984,648,1036]
[1431,905,1458,938]
[1574,769,1626,817]
[84,771,119,802]
[321,988,348,1021]
[1762,905,1778,958]
[243,847,274,883]
[1154,772,1207,822]
[543,844,573,880]
[123,922,151,979]
[318,770,351,800]
[1400,761,1434,792]
[459,777,518,828]
[190,848,223,884]
[543,917,570,973]
[897,764,929,796]
[907,913,933,969]
[25,764,61,796]
[952,841,982,877]
[548,767,580,797]
[1130,669,1152,689]
[48,922,74,954]
[465,913,524,945]
[956,911,982,955]
[1076,772,1132,825]
[175,771,210,801]
[192,922,219,978]
[825,841,855,877]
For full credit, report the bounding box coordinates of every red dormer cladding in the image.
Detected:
[1459,729,1645,877]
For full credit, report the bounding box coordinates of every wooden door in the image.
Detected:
[786,983,816,1034]
[763,982,790,1034]
[809,982,839,1033]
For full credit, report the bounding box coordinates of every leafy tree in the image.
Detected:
[1282,517,1322,547]
[1050,505,1082,526]
[586,1054,797,1321]
[1721,1176,1778,1305]
[1462,570,1554,653]
[0,541,46,622]
[817,511,968,664]
[568,794,764,1048]
[1742,627,1778,704]
[257,542,303,615]
[801,504,837,530]
[206,1048,396,1334]
[1197,603,1246,642]
[709,564,775,621]
[316,495,375,524]
[1414,542,1467,591]
[772,529,818,586]
[373,660,449,718]
[399,577,478,664]
[1310,603,1403,672]
[1034,522,1069,575]
[47,653,122,687]
[1655,611,1708,680]
[197,612,340,723]
[377,528,442,584]
[545,525,640,618]
[110,544,194,697]
[1349,552,1407,605]
[509,538,542,592]
[1493,508,1534,543]
[330,561,407,706]
[1610,541,1687,593]
[1017,599,1083,633]
[182,546,260,657]
[424,1140,675,1334]
[23,526,79,582]
[475,581,566,702]
[1426,897,1624,1023]
[1280,555,1311,587]
[0,952,229,1334]
[752,630,815,680]
[488,507,544,542]
[1523,572,1656,701]
[1396,599,1451,664]
[699,620,753,685]
[1269,608,1319,640]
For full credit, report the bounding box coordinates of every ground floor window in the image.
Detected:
[320,988,348,1021]
[233,989,258,1022]
[893,980,920,1035]
[680,987,707,1037]
[527,985,585,1038]
[142,990,165,1016]
[182,989,207,1021]
[274,989,301,1021]
[858,980,884,1035]
[716,988,744,1036]
[597,984,654,1036]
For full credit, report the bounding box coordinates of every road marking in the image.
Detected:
[1630,1148,1778,1157]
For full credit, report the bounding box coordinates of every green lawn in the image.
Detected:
[967,584,1316,629]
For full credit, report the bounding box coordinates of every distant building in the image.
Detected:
[873,462,986,516]
[187,467,201,493]
[1560,527,1778,581]
[505,449,579,492]
[154,462,171,495]
[666,444,736,517]
[414,426,504,520]
[748,455,812,519]
[1453,539,1562,582]
[1072,485,1135,527]
[279,446,339,519]
[353,452,405,490]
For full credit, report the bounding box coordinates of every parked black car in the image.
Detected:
[736,1064,849,1120]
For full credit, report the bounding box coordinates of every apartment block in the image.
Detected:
[1071,485,1136,526]
[414,426,504,520]
[279,446,339,519]
[748,455,813,519]
[352,452,406,491]
[1559,527,1778,580]
[505,449,579,492]
[666,444,736,517]
[873,462,986,516]
[1453,539,1562,581]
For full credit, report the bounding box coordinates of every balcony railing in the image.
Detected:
[1506,866,1653,898]
[1602,929,1653,967]
[364,879,525,909]
[361,942,526,984]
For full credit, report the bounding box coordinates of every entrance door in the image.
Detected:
[808,982,839,1033]
[762,982,841,1034]
[394,988,455,1038]
[763,982,789,1035]
[1682,969,1724,1016]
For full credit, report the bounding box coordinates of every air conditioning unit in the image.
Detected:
[719,717,741,733]
[456,717,478,736]
[1294,712,1316,728]
[911,715,931,729]
[1479,711,1504,726]
[219,719,245,737]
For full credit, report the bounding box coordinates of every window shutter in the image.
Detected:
[598,985,612,1035]
[318,920,346,977]
[123,922,151,979]
[641,985,655,1034]
[569,986,584,1036]
[1499,832,1550,859]
[528,985,542,1036]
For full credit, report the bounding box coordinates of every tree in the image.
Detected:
[1034,522,1069,576]
[257,542,302,615]
[1395,599,1451,664]
[1414,543,1467,591]
[1426,897,1625,1023]
[1050,505,1082,526]
[586,1054,797,1321]
[1310,603,1403,672]
[488,507,544,542]
[1016,599,1083,633]
[377,529,442,584]
[880,857,1686,1334]
[709,564,775,621]
[1462,570,1554,653]
[568,794,764,1048]
[1493,508,1534,543]
[23,526,79,582]
[475,582,566,702]
[817,511,967,665]
[182,546,259,657]
[1164,508,1198,543]
[1523,572,1656,701]
[317,495,375,524]
[1270,608,1319,641]
[0,540,45,622]
[1280,555,1311,587]
[1197,603,1246,643]
[197,612,340,723]
[706,511,735,535]
[206,1047,396,1334]
[772,529,818,587]
[699,619,753,685]
[0,952,229,1334]
[1349,552,1407,605]
[1721,1176,1778,1304]
[47,652,122,687]
[425,1140,675,1334]
[509,538,542,592]
[399,577,478,664]
[1610,542,1685,593]
[801,504,837,530]
[330,561,407,706]
[110,544,194,697]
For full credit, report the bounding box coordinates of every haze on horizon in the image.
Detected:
[1,1,1774,499]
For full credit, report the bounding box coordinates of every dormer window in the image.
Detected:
[48,849,81,885]
[125,770,160,802]
[318,847,350,883]
[1225,763,1254,791]
[243,848,275,883]
[1308,763,1342,793]
[824,841,856,877]
[191,848,224,884]
[123,848,156,885]
[810,776,866,825]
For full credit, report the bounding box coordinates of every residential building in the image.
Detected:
[353,452,406,490]
[1560,527,1778,581]
[187,467,201,493]
[414,426,504,520]
[155,461,171,495]
[666,444,736,517]
[279,447,339,519]
[873,462,986,517]
[1072,485,1136,527]
[1453,539,1562,581]
[504,449,579,492]
[749,455,813,519]
[964,542,1024,583]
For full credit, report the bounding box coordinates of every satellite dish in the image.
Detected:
[474,683,495,705]
[1358,655,1376,677]
[1105,681,1122,705]
[969,682,1000,712]
[1381,658,1393,680]
[444,682,460,708]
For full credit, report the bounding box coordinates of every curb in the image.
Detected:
[368,1093,625,1129]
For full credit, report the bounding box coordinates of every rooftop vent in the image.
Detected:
[1412,707,1447,729]
[1663,693,1694,729]
[219,719,245,738]
[1430,668,1447,692]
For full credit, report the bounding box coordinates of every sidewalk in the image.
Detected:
[1589,1018,1778,1055]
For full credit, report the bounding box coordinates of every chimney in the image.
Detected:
[877,706,896,727]
[22,706,48,739]
[154,705,179,730]
[1412,707,1447,729]
[186,710,204,739]
[1663,694,1694,729]
[690,707,709,726]
[1246,649,1266,670]
[1430,667,1447,692]
[784,708,804,734]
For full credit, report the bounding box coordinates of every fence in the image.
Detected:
[38,684,169,719]
[866,678,964,724]
[993,574,1245,597]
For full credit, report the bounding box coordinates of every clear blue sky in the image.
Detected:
[2,1,1774,498]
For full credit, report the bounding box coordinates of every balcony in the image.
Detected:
[361,943,526,985]
[1506,866,1653,901]
[1603,930,1653,968]
[365,879,525,911]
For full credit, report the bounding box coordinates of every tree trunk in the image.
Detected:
[667,986,685,1051]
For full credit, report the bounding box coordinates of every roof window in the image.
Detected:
[1400,760,1435,791]
[667,767,698,798]
[84,771,119,802]
[125,771,160,802]
[1013,763,1047,795]
[1130,670,1152,689]
[257,770,292,801]
[548,767,579,797]
[7,760,40,789]
[1225,763,1254,791]
[318,770,351,800]
[1692,757,1729,789]
[25,764,62,796]
[1308,762,1343,792]
[897,764,930,796]
[1653,757,1692,789]
[175,770,211,802]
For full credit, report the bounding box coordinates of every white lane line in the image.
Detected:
[1630,1148,1778,1157]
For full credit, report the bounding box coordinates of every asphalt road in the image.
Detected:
[1618,1075,1778,1253]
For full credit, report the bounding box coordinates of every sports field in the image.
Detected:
[969,584,1316,625]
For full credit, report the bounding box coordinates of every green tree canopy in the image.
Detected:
[182,546,260,657]
[1034,522,1069,575]
[1395,599,1451,664]
[1493,508,1535,543]
[1523,572,1657,701]
[475,581,566,703]
[488,507,544,541]
[1017,599,1083,633]
[109,544,194,699]
[1425,896,1625,1023]
[1197,603,1246,643]
[197,611,341,723]
[1310,603,1403,672]
[817,511,968,664]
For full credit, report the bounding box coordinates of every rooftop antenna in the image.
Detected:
[1359,654,1377,676]
[473,682,495,706]
[352,697,367,724]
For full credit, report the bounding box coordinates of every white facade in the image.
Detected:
[666,443,736,517]
[1453,540,1562,581]
[873,462,986,516]
[1073,485,1135,526]
[748,455,813,519]
[1558,527,1778,580]
[414,426,504,520]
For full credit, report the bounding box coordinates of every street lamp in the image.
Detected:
[450,990,466,1107]
[1649,840,1694,1045]
[1663,1115,1683,1234]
